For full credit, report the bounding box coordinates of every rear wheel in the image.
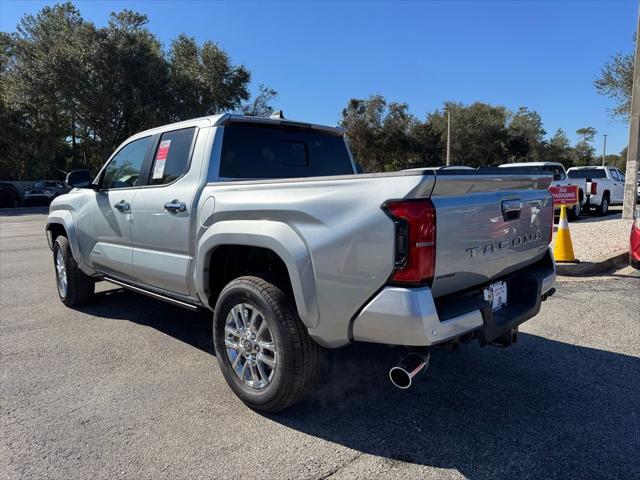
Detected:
[568,202,581,221]
[597,194,609,216]
[212,276,321,413]
[53,236,94,307]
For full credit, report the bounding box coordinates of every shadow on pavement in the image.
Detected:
[272,336,640,479]
[78,287,214,355]
[78,286,639,479]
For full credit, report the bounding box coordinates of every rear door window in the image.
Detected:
[219,123,354,179]
[610,169,619,181]
[149,127,197,185]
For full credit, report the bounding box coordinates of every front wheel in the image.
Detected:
[53,236,94,307]
[213,276,321,413]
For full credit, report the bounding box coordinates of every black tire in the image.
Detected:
[568,202,581,221]
[597,194,609,216]
[213,276,321,413]
[53,236,94,307]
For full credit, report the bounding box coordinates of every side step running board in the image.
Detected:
[102,276,201,312]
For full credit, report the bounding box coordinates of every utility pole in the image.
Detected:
[446,109,451,166]
[601,134,607,166]
[623,9,640,219]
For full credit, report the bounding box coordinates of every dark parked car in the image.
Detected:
[24,181,68,206]
[0,182,20,208]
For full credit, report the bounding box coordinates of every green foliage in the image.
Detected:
[242,84,278,117]
[341,97,614,172]
[0,2,275,180]
[594,34,634,121]
[341,95,428,172]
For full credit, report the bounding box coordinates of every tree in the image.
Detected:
[506,107,546,161]
[168,34,250,121]
[77,10,171,162]
[242,84,278,117]
[539,128,574,168]
[1,3,274,179]
[574,127,598,166]
[3,2,89,176]
[340,95,425,172]
[427,102,509,167]
[576,126,597,142]
[594,34,634,121]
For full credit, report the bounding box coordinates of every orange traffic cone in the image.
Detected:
[553,205,577,263]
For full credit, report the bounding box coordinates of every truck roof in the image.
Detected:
[133,113,344,139]
[499,162,563,168]
[566,166,609,170]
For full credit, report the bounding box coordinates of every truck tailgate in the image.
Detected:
[429,174,553,298]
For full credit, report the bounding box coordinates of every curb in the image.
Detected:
[556,251,629,277]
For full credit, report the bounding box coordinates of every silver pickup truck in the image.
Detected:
[46,114,556,412]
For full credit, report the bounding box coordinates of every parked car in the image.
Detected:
[566,166,626,215]
[630,209,640,269]
[46,114,556,412]
[0,182,20,208]
[499,162,587,219]
[24,181,69,205]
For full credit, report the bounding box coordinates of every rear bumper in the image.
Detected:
[352,248,556,347]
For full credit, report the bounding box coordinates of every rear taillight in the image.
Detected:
[590,181,597,195]
[383,199,436,286]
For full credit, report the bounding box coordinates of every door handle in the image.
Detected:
[114,200,130,212]
[164,199,187,213]
[502,199,523,221]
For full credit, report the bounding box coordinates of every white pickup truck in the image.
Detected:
[567,166,627,215]
[499,162,587,219]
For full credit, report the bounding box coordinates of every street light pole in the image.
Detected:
[602,134,607,166]
[446,110,451,166]
[623,9,640,219]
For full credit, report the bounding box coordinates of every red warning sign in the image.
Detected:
[549,185,578,206]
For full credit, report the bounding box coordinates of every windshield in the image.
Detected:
[568,169,606,179]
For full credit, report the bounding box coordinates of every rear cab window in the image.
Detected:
[219,122,354,179]
[567,169,607,179]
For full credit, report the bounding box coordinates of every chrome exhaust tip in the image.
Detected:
[389,351,430,389]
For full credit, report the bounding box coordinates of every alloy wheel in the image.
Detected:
[224,303,277,390]
[55,248,67,297]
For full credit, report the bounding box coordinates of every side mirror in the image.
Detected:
[65,170,95,189]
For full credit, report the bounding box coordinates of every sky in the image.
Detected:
[1,0,637,154]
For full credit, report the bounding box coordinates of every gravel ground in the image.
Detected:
[2,208,640,480]
[552,206,632,262]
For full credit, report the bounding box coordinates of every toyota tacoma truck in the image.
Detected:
[46,114,556,412]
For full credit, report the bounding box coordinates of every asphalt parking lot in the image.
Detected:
[1,208,639,480]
